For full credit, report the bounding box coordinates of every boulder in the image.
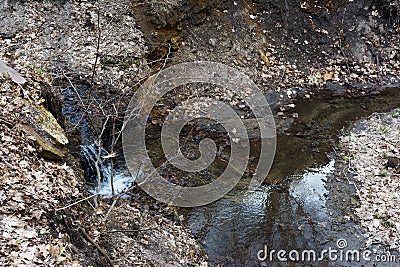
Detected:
[32,105,68,146]
[22,103,69,160]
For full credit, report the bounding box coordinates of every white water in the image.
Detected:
[81,144,140,197]
[89,169,141,197]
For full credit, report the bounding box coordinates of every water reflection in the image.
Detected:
[289,160,334,222]
[185,160,335,266]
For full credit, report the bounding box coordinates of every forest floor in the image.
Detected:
[0,37,206,267]
[340,109,400,250]
[0,0,399,266]
[0,0,205,266]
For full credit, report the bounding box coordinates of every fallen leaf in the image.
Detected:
[323,72,333,81]
[258,49,270,66]
[0,60,27,84]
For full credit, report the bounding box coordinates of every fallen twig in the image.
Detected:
[55,193,100,211]
[102,196,118,223]
[106,227,157,234]
[91,4,102,85]
[79,227,113,266]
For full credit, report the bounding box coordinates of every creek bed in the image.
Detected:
[179,87,400,266]
[61,82,400,266]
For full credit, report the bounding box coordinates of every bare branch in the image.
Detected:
[79,227,113,266]
[55,193,100,211]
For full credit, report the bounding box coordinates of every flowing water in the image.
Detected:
[60,84,137,196]
[81,144,138,196]
[179,87,400,266]
[60,82,400,266]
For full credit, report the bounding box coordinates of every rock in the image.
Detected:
[22,104,68,160]
[31,105,68,146]
[386,156,400,169]
[18,125,66,160]
[34,132,66,160]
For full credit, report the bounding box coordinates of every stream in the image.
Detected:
[179,86,400,266]
[60,82,400,266]
[184,160,335,266]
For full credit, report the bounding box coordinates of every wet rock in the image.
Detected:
[325,82,347,96]
[386,156,400,169]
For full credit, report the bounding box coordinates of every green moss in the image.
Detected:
[156,21,167,29]
[34,105,68,145]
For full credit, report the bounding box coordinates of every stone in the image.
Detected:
[32,105,68,145]
[18,125,66,160]
[22,104,68,160]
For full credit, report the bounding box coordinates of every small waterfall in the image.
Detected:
[80,143,139,197]
[80,144,111,184]
[60,85,139,197]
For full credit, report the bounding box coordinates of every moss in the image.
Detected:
[156,21,167,29]
[19,125,66,160]
[34,105,68,145]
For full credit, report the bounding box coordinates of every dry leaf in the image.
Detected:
[258,49,271,66]
[0,60,26,84]
[323,72,333,81]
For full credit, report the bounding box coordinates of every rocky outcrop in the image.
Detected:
[22,103,69,160]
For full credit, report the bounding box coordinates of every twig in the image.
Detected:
[114,45,172,144]
[63,72,98,133]
[110,104,118,199]
[55,193,100,211]
[107,227,157,234]
[79,227,113,266]
[160,44,171,71]
[102,168,141,224]
[110,158,115,198]
[102,196,118,223]
[64,72,84,107]
[145,55,174,66]
[91,4,102,85]
[95,115,110,194]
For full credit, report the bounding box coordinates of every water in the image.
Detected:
[81,144,139,196]
[60,85,138,197]
[90,169,138,197]
[59,80,400,265]
[289,160,334,222]
[185,160,335,266]
[180,88,400,266]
